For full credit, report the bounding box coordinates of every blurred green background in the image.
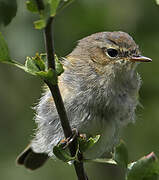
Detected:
[0,0,159,179]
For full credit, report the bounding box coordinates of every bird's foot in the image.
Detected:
[53,129,83,162]
[60,128,79,149]
[60,129,87,149]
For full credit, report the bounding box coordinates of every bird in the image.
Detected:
[16,31,152,170]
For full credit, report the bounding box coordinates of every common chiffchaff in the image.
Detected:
[17,31,152,170]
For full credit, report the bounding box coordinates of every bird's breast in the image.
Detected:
[80,74,141,135]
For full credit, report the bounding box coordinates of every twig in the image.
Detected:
[35,0,44,11]
[35,0,88,179]
[47,83,88,180]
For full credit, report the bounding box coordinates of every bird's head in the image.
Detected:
[69,31,152,75]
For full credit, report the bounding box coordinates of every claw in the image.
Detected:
[60,128,79,149]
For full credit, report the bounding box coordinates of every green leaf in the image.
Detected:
[24,54,58,84]
[113,140,128,169]
[48,0,61,16]
[53,143,75,162]
[84,158,117,165]
[156,0,159,5]
[37,68,58,85]
[34,19,46,29]
[57,0,74,14]
[55,54,64,76]
[25,56,40,75]
[26,0,48,29]
[7,60,26,71]
[25,0,75,30]
[0,33,59,81]
[33,3,50,29]
[30,0,75,29]
[126,152,159,180]
[78,135,100,153]
[32,53,46,71]
[0,32,26,70]
[38,53,64,76]
[0,0,17,26]
[0,32,11,62]
[47,0,75,17]
[31,1,50,29]
[0,35,59,83]
[26,0,38,13]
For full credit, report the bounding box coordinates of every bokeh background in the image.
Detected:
[0,0,159,179]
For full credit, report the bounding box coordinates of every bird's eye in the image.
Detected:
[106,48,118,58]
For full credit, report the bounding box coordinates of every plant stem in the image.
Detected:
[35,0,44,11]
[44,17,55,70]
[35,1,88,179]
[47,82,88,180]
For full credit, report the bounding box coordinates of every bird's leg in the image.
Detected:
[54,129,89,162]
[60,129,87,149]
[60,128,79,149]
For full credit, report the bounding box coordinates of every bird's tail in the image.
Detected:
[16,145,49,170]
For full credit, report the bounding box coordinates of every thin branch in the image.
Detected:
[35,0,44,11]
[44,17,55,70]
[47,83,88,180]
[35,0,88,179]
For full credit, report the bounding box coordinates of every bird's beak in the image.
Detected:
[130,56,152,63]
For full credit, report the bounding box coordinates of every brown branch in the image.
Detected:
[35,1,88,179]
